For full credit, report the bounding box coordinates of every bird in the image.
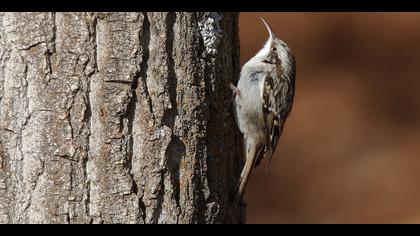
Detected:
[230,17,296,207]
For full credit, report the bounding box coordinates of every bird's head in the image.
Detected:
[250,18,294,70]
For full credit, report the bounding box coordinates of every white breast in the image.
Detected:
[235,66,267,142]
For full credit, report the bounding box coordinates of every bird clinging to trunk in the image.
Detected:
[231,17,296,207]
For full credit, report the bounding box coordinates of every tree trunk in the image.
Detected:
[0,12,243,224]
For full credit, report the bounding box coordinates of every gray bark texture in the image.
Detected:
[0,12,243,224]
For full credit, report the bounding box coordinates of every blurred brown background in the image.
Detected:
[239,12,420,224]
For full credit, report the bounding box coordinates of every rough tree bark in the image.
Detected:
[0,12,243,224]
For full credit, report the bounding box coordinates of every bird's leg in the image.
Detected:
[226,81,241,98]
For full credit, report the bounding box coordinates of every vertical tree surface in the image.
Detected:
[0,12,243,224]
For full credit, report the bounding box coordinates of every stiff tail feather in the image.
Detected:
[233,144,264,207]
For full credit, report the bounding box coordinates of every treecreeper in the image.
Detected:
[230,17,296,207]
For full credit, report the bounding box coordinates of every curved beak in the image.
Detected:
[260,17,275,40]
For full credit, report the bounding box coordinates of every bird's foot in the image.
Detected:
[227,82,241,98]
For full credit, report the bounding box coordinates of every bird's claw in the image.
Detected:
[227,82,241,98]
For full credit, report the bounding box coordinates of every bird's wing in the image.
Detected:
[254,68,295,168]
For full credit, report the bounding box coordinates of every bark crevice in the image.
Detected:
[135,12,152,223]
[83,13,98,221]
[139,13,154,125]
[162,12,183,212]
[126,74,139,195]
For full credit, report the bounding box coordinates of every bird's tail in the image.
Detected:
[233,143,263,208]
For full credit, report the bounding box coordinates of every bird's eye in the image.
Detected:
[273,47,277,52]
